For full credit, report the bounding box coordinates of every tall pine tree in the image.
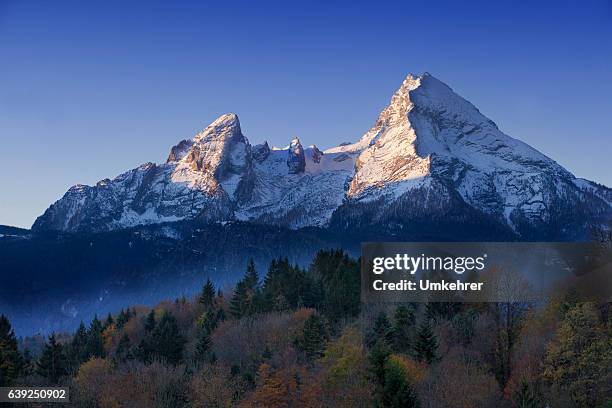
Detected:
[115,333,132,363]
[230,260,262,318]
[197,310,218,334]
[86,315,105,359]
[229,282,249,318]
[392,305,416,353]
[244,259,259,289]
[0,314,23,386]
[367,311,393,347]
[36,333,67,384]
[309,249,360,320]
[103,313,114,330]
[369,339,391,389]
[414,319,438,364]
[116,309,130,330]
[144,309,156,332]
[67,321,88,372]
[148,311,185,365]
[380,357,420,408]
[263,258,311,311]
[296,314,328,362]
[194,325,212,364]
[21,348,34,377]
[199,278,216,311]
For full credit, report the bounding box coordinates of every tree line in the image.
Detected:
[1,249,610,407]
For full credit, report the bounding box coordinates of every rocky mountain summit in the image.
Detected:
[33,73,611,240]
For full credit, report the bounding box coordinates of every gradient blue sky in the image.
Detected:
[1,0,611,228]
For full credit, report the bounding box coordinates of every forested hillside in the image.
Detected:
[1,250,610,407]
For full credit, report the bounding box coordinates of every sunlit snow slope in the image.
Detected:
[34,73,611,239]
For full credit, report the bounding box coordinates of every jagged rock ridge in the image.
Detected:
[33,73,611,239]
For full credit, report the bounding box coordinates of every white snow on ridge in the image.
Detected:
[33,73,611,234]
[234,146,355,227]
[114,207,183,229]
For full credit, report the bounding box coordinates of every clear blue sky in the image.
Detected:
[1,0,611,228]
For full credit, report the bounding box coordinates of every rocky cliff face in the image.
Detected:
[33,73,611,239]
[286,137,306,174]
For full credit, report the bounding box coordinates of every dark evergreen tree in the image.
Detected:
[115,333,131,363]
[392,305,415,353]
[230,260,263,318]
[369,339,391,388]
[21,347,34,377]
[309,249,360,320]
[263,258,290,308]
[86,315,105,358]
[198,278,216,311]
[381,358,420,408]
[135,338,152,363]
[148,311,185,365]
[296,314,328,362]
[116,309,129,330]
[367,311,393,347]
[197,310,218,334]
[229,282,249,319]
[300,276,323,310]
[194,326,212,363]
[244,259,259,287]
[36,333,66,384]
[272,294,290,312]
[216,308,226,324]
[414,319,438,364]
[144,309,156,332]
[0,314,23,386]
[103,313,114,330]
[262,257,316,312]
[67,321,88,371]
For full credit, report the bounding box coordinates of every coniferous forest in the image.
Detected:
[1,249,611,407]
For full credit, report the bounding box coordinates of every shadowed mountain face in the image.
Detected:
[3,72,610,334]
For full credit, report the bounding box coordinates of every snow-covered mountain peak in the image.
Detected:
[325,73,423,156]
[166,113,243,164]
[170,113,252,201]
[193,113,242,143]
[33,73,610,238]
[330,72,571,198]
